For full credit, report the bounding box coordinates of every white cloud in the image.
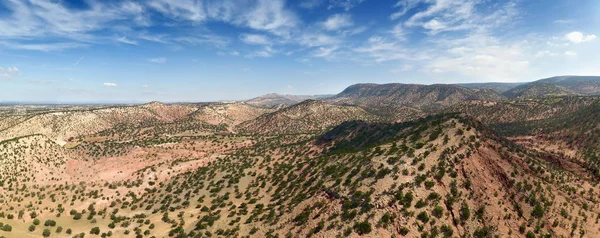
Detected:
[417,33,532,82]
[322,14,353,31]
[299,33,340,47]
[299,0,323,9]
[403,0,517,35]
[535,51,558,57]
[0,0,146,41]
[564,51,577,57]
[148,57,167,64]
[0,41,87,51]
[148,0,206,22]
[117,36,138,45]
[299,0,365,10]
[328,0,365,10]
[148,0,298,36]
[390,23,405,40]
[103,82,118,87]
[553,19,573,24]
[312,46,339,59]
[390,0,421,20]
[246,46,276,58]
[174,35,230,47]
[142,84,149,88]
[565,31,597,44]
[355,36,406,62]
[240,34,271,45]
[0,66,19,79]
[423,19,445,31]
[5,66,19,73]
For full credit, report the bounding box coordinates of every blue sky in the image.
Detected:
[0,0,599,103]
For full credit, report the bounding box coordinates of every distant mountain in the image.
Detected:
[190,102,274,127]
[503,76,600,98]
[457,82,524,93]
[244,93,332,108]
[238,99,379,134]
[327,83,505,116]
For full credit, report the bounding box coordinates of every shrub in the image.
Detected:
[44,220,57,227]
[531,204,544,218]
[417,211,430,223]
[460,202,470,222]
[90,227,100,235]
[399,227,409,235]
[353,221,372,235]
[43,229,51,237]
[432,205,444,218]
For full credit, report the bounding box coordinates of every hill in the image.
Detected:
[327,83,505,116]
[0,102,196,144]
[244,93,331,108]
[238,100,379,134]
[457,82,524,93]
[503,76,600,98]
[1,102,600,237]
[190,102,274,129]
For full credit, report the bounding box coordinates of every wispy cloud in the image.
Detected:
[0,41,87,52]
[117,36,138,45]
[322,14,353,31]
[553,19,573,24]
[0,66,19,79]
[103,82,118,87]
[147,57,167,64]
[245,46,276,58]
[240,34,271,45]
[564,51,577,57]
[73,56,85,66]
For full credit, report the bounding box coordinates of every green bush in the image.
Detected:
[90,227,100,235]
[42,229,51,237]
[44,220,57,227]
[353,221,372,235]
[417,211,430,223]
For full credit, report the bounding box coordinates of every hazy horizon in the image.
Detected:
[1,0,599,102]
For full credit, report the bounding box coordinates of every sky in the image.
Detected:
[0,0,599,103]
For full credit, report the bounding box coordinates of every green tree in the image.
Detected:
[460,202,470,223]
[90,227,100,235]
[353,221,372,235]
[42,229,51,237]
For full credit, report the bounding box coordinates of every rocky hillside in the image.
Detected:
[503,76,600,98]
[445,96,599,124]
[502,82,576,98]
[238,100,379,134]
[244,93,330,108]
[458,82,524,93]
[327,83,505,116]
[190,102,274,128]
[0,102,196,144]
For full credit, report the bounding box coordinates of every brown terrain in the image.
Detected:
[1,79,600,237]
